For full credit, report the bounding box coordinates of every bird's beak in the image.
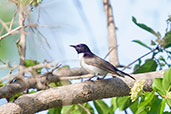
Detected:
[70,45,76,48]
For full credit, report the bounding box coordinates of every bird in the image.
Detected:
[70,43,135,80]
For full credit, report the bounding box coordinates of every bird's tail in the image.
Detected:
[115,69,135,80]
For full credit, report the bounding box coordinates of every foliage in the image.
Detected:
[0,1,171,113]
[48,16,171,114]
[47,16,171,114]
[0,1,19,61]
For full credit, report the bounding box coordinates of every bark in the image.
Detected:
[103,0,119,66]
[0,70,164,114]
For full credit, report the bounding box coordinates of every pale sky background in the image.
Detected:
[1,0,171,113]
[27,0,171,69]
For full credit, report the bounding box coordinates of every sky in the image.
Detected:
[1,0,171,113]
[27,0,171,69]
[31,0,170,113]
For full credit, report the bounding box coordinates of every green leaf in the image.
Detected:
[134,59,158,74]
[152,78,165,95]
[151,40,156,45]
[166,91,171,107]
[111,97,117,112]
[48,107,62,114]
[93,100,112,114]
[82,103,94,114]
[160,98,166,114]
[61,105,74,114]
[161,31,171,48]
[132,40,152,50]
[148,95,162,114]
[75,103,95,114]
[116,96,132,110]
[29,90,36,94]
[0,81,3,87]
[135,106,147,114]
[31,0,42,7]
[163,111,171,114]
[130,99,138,113]
[138,92,155,108]
[24,59,40,67]
[132,16,161,38]
[162,67,171,91]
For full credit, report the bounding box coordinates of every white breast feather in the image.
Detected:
[78,53,107,76]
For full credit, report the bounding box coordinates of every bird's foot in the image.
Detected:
[96,77,104,80]
[96,75,106,80]
[88,76,97,81]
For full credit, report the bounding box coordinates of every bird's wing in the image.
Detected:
[84,54,120,75]
[84,54,135,80]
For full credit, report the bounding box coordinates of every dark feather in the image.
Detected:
[84,52,135,80]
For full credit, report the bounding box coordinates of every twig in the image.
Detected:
[9,9,17,30]
[0,65,8,69]
[162,95,171,99]
[59,74,94,80]
[0,26,23,40]
[0,59,6,64]
[28,23,51,48]
[0,18,10,32]
[122,46,159,71]
[0,62,59,82]
[104,46,116,59]
[78,104,91,114]
[0,26,4,35]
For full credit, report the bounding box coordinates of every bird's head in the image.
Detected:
[70,44,91,54]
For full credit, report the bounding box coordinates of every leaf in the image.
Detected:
[135,106,147,114]
[93,100,112,114]
[132,16,161,38]
[148,95,162,114]
[161,31,171,48]
[61,105,74,114]
[31,0,42,7]
[152,78,165,95]
[160,98,166,114]
[24,59,40,67]
[134,59,158,74]
[163,111,171,114]
[132,40,152,50]
[138,92,155,108]
[111,97,117,112]
[162,67,171,91]
[0,81,3,87]
[82,103,94,114]
[116,96,132,110]
[166,91,171,107]
[130,99,138,113]
[48,107,62,114]
[151,40,156,45]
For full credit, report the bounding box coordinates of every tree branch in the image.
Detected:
[103,0,119,66]
[0,70,164,114]
[0,26,23,40]
[0,67,88,99]
[18,4,26,68]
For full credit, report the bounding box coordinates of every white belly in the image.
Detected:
[78,53,107,76]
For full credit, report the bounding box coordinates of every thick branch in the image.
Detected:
[103,0,119,66]
[0,67,88,99]
[0,70,164,114]
[0,68,164,99]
